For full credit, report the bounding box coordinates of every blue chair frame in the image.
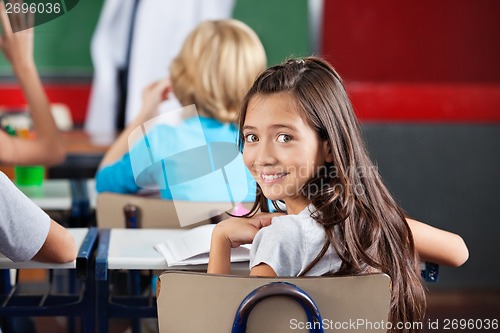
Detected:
[95,229,157,333]
[0,228,98,333]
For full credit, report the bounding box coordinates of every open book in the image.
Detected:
[154,224,251,266]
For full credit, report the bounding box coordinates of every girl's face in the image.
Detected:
[242,93,332,214]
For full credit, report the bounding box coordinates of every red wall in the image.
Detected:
[322,0,500,122]
[0,84,90,125]
[347,83,500,122]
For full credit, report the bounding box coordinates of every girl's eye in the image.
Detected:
[245,134,259,143]
[277,133,292,143]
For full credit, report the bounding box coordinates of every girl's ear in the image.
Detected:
[322,140,334,163]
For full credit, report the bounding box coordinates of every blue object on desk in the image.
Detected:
[70,179,93,226]
[124,204,140,228]
[421,262,439,282]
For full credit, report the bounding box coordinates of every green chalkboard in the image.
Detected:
[234,0,311,66]
[0,0,103,75]
[0,0,309,77]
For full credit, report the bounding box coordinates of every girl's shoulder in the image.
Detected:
[269,214,303,232]
[254,214,304,248]
[270,205,319,232]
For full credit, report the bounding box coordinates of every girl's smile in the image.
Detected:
[260,171,289,184]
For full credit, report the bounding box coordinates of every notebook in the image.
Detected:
[154,224,251,266]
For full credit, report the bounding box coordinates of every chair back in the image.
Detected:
[156,271,391,333]
[96,192,252,229]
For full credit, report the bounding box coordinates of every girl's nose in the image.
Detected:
[253,141,278,166]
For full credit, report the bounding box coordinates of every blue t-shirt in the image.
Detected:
[96,117,255,203]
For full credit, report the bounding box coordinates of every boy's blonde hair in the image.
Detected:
[170,19,266,123]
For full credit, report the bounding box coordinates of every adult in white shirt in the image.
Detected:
[85,0,235,135]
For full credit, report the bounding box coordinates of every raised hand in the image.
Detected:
[140,78,172,119]
[0,1,65,166]
[0,0,35,69]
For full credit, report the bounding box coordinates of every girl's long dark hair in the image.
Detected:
[238,57,426,332]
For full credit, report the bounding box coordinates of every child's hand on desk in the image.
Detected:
[212,213,283,248]
[0,1,34,69]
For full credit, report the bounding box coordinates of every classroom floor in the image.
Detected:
[33,317,157,333]
[22,290,498,332]
[423,290,500,333]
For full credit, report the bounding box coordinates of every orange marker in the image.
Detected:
[16,128,30,139]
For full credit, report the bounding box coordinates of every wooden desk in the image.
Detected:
[0,130,111,179]
[0,130,110,180]
[95,228,248,333]
[49,130,112,180]
[61,130,112,155]
[0,228,98,333]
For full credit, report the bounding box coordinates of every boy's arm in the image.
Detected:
[98,79,171,168]
[406,218,469,267]
[32,219,77,263]
[0,2,65,165]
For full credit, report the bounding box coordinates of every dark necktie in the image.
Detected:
[116,0,141,131]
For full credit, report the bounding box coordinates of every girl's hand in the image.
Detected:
[207,213,283,274]
[0,1,35,69]
[213,213,282,248]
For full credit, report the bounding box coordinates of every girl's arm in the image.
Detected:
[207,213,278,275]
[32,220,77,263]
[406,218,469,267]
[0,3,65,166]
[98,79,171,168]
[250,263,277,277]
